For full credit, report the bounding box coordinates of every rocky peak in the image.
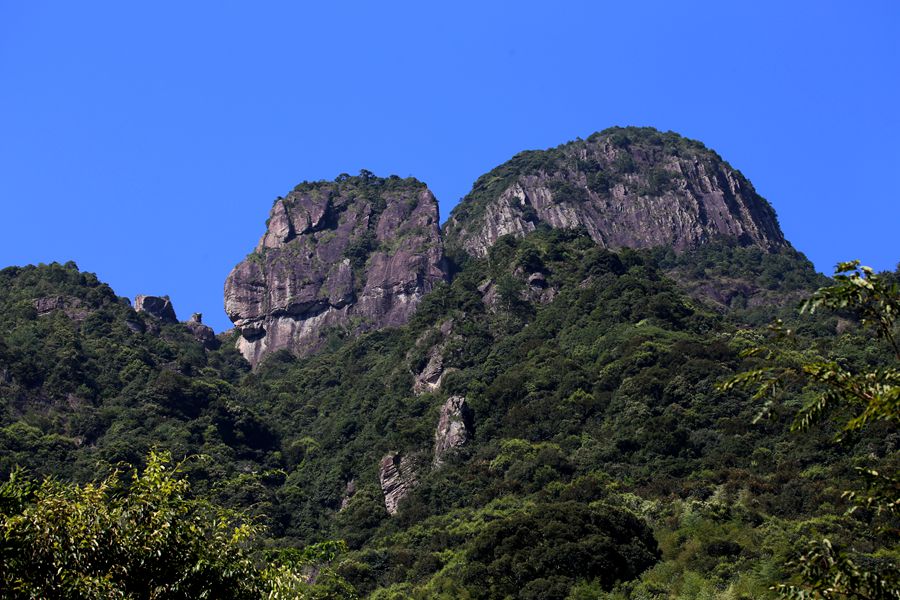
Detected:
[134,295,177,323]
[443,127,788,259]
[224,172,448,367]
[184,313,217,348]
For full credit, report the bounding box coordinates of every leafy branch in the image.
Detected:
[719,260,900,599]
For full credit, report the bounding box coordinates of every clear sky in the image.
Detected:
[1,2,897,332]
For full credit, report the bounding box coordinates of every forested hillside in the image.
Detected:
[1,128,897,599]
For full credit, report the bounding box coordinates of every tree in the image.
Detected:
[0,451,357,599]
[721,261,900,599]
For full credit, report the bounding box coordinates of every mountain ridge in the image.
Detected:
[226,127,793,367]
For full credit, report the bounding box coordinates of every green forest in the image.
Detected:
[0,128,897,599]
[1,233,897,598]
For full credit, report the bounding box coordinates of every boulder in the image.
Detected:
[184,313,217,347]
[134,295,177,323]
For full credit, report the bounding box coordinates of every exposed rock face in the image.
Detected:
[443,127,787,258]
[411,319,456,395]
[225,173,447,367]
[339,479,357,511]
[414,348,445,394]
[134,295,177,323]
[184,313,217,347]
[378,452,418,515]
[33,295,90,320]
[433,395,473,467]
[476,270,557,313]
[477,279,500,311]
[125,320,145,333]
[34,295,69,315]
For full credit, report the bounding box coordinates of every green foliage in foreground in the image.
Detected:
[0,450,356,599]
[724,261,900,599]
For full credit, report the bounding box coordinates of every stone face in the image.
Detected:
[414,349,445,394]
[134,295,177,323]
[443,127,788,258]
[378,452,418,515]
[34,295,68,315]
[433,395,473,467]
[224,174,447,367]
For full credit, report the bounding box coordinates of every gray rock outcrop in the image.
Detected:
[378,452,417,515]
[411,319,456,395]
[339,479,357,512]
[134,295,177,323]
[433,395,473,467]
[33,295,89,320]
[184,313,217,347]
[443,127,787,258]
[224,173,447,367]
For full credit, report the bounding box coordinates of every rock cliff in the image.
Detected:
[224,172,447,367]
[225,130,794,367]
[134,295,177,323]
[411,319,456,395]
[184,313,217,348]
[33,295,90,320]
[443,127,787,258]
[433,395,472,467]
[378,452,418,515]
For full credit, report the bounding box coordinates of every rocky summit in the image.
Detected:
[224,129,795,367]
[443,126,787,258]
[224,172,447,367]
[134,294,177,323]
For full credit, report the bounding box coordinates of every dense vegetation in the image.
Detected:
[1,231,897,598]
[0,451,355,599]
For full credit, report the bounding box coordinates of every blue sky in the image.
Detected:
[1,2,897,332]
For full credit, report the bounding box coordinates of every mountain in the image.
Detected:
[1,129,897,599]
[224,172,447,367]
[444,126,786,259]
[227,128,802,368]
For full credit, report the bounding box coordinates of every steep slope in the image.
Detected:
[2,239,894,598]
[0,262,272,487]
[225,172,447,367]
[443,126,787,259]
[235,229,893,597]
